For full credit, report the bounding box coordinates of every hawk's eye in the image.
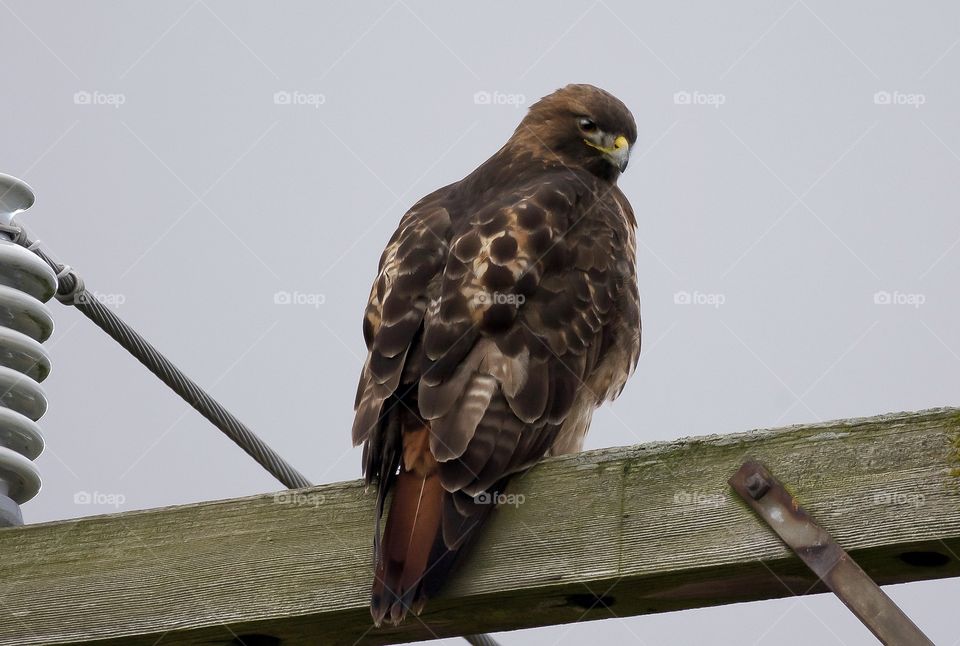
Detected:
[577,118,598,133]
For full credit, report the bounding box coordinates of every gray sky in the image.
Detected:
[2,1,959,644]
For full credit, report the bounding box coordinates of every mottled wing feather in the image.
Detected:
[416,175,637,503]
[416,181,571,477]
[352,198,450,448]
[355,169,640,557]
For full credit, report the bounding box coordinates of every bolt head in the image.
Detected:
[745,472,771,499]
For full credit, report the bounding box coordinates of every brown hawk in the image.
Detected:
[352,84,641,625]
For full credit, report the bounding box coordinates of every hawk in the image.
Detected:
[352,84,641,626]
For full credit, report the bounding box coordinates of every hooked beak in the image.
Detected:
[586,134,631,173]
[605,135,630,173]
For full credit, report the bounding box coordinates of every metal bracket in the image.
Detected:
[729,459,934,646]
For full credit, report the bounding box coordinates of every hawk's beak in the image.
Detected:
[606,135,630,173]
[585,134,632,173]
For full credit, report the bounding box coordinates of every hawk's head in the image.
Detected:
[513,84,637,180]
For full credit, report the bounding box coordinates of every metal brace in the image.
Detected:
[729,459,934,646]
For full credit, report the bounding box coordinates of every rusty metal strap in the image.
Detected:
[730,460,934,646]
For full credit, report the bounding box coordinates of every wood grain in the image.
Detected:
[0,408,958,645]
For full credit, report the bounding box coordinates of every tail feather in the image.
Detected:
[371,468,444,626]
[371,470,497,626]
[423,489,494,600]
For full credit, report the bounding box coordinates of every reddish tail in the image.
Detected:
[371,468,445,625]
[369,420,497,625]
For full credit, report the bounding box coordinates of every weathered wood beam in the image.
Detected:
[1,408,958,645]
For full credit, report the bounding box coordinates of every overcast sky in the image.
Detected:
[2,1,959,644]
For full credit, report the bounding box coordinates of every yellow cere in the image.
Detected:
[585,135,630,154]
